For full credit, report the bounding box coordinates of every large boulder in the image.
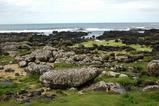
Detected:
[25,62,52,75]
[40,67,100,88]
[148,60,159,76]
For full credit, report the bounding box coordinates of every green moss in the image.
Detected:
[72,40,152,52]
[0,55,15,65]
[0,75,41,96]
[137,75,159,85]
[73,40,125,48]
[129,44,152,52]
[117,77,137,86]
[0,81,18,96]
[139,75,159,82]
[18,75,41,89]
[19,75,40,83]
[121,91,159,106]
[124,61,148,73]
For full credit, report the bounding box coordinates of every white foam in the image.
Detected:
[85,28,130,32]
[0,29,76,33]
[0,29,80,35]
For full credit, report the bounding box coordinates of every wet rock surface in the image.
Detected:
[0,89,56,103]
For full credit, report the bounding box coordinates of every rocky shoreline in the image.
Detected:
[1,29,159,105]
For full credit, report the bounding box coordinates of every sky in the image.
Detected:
[0,0,159,24]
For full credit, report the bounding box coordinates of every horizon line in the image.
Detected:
[1,22,159,25]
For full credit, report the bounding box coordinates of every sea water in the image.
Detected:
[0,23,159,36]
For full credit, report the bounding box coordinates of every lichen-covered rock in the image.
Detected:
[110,64,126,72]
[106,71,120,77]
[19,61,27,67]
[23,55,35,62]
[99,71,120,77]
[16,54,35,63]
[40,67,100,88]
[83,81,125,94]
[119,74,128,78]
[43,46,57,51]
[32,49,53,62]
[25,62,52,75]
[148,60,159,76]
[83,81,108,91]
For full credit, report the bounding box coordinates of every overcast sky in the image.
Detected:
[0,0,159,24]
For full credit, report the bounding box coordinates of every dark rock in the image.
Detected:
[153,45,159,52]
[15,73,20,76]
[0,65,4,70]
[18,89,28,95]
[31,90,42,97]
[42,93,56,101]
[5,68,15,72]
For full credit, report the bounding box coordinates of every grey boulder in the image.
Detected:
[40,67,100,88]
[19,61,28,67]
[25,62,52,75]
[83,81,125,94]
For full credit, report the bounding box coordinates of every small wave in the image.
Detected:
[0,29,79,35]
[0,27,151,35]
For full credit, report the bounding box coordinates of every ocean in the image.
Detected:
[0,23,159,36]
